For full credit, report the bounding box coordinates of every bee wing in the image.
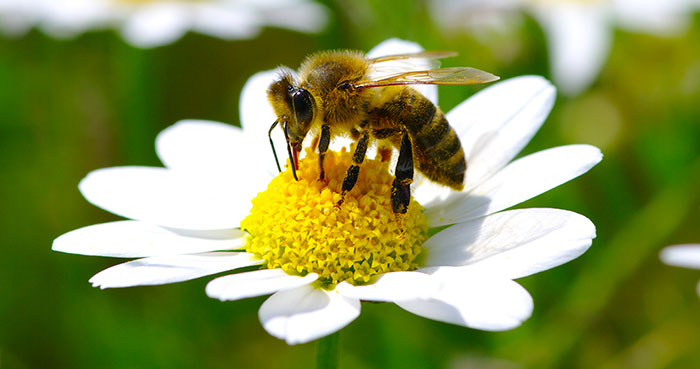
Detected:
[366,51,458,80]
[368,51,458,63]
[354,67,499,89]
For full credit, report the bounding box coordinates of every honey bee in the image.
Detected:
[266,49,498,214]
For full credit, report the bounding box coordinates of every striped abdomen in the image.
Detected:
[369,87,466,190]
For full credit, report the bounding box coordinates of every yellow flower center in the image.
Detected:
[241,147,428,287]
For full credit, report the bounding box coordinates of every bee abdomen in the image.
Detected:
[370,87,466,191]
[412,111,466,191]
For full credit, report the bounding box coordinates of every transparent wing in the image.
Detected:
[355,67,500,89]
[366,51,459,80]
[368,51,458,64]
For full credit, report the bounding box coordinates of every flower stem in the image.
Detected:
[316,331,340,369]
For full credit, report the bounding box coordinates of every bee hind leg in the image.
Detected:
[318,124,331,181]
[391,133,413,240]
[336,131,370,208]
[391,133,414,214]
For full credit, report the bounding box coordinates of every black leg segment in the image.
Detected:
[336,131,370,207]
[341,131,370,192]
[318,124,331,180]
[392,132,414,214]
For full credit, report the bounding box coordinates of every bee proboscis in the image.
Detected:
[267,49,499,214]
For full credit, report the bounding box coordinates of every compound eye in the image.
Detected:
[291,88,314,126]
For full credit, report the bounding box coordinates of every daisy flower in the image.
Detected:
[0,0,328,48]
[53,39,602,344]
[660,244,700,296]
[429,0,700,95]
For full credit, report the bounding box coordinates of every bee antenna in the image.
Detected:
[283,121,299,181]
[268,120,282,173]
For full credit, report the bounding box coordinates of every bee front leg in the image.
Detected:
[318,124,331,181]
[336,131,370,208]
[392,132,414,214]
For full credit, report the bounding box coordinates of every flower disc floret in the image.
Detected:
[241,148,428,287]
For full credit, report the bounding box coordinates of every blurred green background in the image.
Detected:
[2,1,700,368]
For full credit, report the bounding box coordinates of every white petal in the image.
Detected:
[52,221,244,258]
[425,145,602,226]
[206,269,318,301]
[397,270,533,331]
[120,3,190,48]
[423,208,595,279]
[447,75,556,191]
[367,38,438,105]
[37,0,115,39]
[79,166,253,231]
[155,119,270,176]
[335,271,440,302]
[259,0,329,33]
[660,244,700,270]
[192,5,260,40]
[413,177,455,206]
[367,38,421,57]
[259,284,361,345]
[531,3,611,95]
[239,69,291,178]
[155,119,242,171]
[89,252,261,289]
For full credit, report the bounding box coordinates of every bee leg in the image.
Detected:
[318,124,331,181]
[391,133,414,215]
[336,131,370,208]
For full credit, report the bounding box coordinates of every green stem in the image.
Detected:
[316,331,340,369]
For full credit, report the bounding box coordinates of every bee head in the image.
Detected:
[267,72,316,180]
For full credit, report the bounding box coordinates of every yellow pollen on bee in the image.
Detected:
[241,147,428,287]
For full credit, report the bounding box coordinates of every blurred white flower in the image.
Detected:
[660,244,700,296]
[0,0,36,35]
[0,0,328,48]
[429,0,700,95]
[53,39,602,344]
